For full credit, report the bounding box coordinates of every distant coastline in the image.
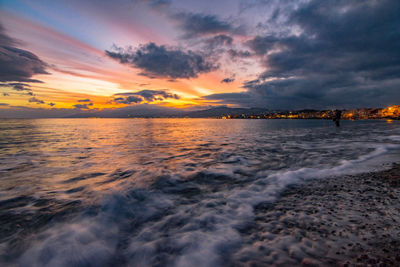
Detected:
[219,105,400,120]
[61,104,400,119]
[0,105,399,120]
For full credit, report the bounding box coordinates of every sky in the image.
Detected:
[0,0,399,116]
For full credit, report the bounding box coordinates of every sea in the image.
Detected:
[0,118,399,266]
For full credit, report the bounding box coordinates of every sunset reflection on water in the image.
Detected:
[0,118,399,266]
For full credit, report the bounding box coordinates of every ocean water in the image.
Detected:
[0,118,399,266]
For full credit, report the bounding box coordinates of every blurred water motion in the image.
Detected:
[0,119,399,266]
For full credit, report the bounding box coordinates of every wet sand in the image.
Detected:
[242,163,400,266]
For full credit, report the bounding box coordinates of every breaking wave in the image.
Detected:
[0,119,399,266]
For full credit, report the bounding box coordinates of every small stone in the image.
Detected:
[301,258,319,266]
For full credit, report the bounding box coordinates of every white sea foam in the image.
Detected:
[1,119,400,266]
[14,143,400,267]
[388,135,400,141]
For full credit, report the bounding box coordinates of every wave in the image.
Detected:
[6,143,399,267]
[388,135,400,141]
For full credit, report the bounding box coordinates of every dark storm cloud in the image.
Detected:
[77,99,91,102]
[173,12,240,39]
[0,103,9,106]
[28,97,45,104]
[10,83,31,91]
[132,89,179,101]
[246,35,281,56]
[0,82,32,91]
[0,24,49,83]
[113,89,180,104]
[254,0,400,80]
[221,77,235,83]
[204,35,233,49]
[74,99,92,108]
[73,103,93,110]
[203,92,250,100]
[10,83,30,91]
[227,49,252,59]
[106,43,218,79]
[201,92,258,107]
[214,0,400,109]
[114,95,143,104]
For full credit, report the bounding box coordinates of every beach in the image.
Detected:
[245,163,400,266]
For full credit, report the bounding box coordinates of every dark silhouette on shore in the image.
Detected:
[333,109,342,127]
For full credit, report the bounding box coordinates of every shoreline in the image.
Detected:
[244,163,400,266]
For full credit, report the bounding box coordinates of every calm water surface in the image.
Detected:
[0,119,399,266]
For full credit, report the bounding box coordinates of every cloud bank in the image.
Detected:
[172,12,241,39]
[106,43,218,79]
[113,89,179,104]
[0,24,48,83]
[208,0,400,109]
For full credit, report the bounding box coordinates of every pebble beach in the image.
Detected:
[245,163,400,266]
